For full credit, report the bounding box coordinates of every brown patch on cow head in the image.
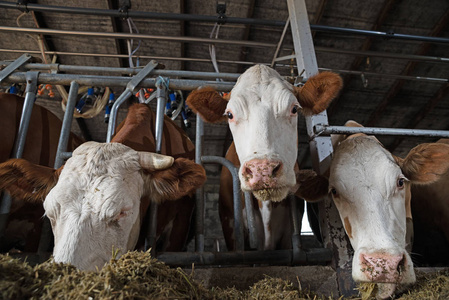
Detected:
[344,217,353,239]
[143,157,206,203]
[294,169,329,202]
[293,71,343,116]
[186,87,229,123]
[0,158,60,203]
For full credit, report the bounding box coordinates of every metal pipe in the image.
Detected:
[106,89,132,143]
[195,115,205,252]
[244,191,258,249]
[0,26,276,48]
[289,194,306,264]
[3,72,234,91]
[0,49,257,66]
[315,125,449,138]
[0,1,447,44]
[53,81,78,168]
[157,247,332,266]
[202,156,245,251]
[0,53,32,83]
[0,1,286,27]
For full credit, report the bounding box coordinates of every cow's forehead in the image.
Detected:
[231,64,292,101]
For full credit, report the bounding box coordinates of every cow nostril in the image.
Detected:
[245,167,253,176]
[397,255,405,275]
[272,163,281,176]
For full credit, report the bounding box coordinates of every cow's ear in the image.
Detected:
[294,71,343,116]
[400,142,449,184]
[143,158,207,203]
[0,159,60,203]
[294,169,329,202]
[186,87,229,123]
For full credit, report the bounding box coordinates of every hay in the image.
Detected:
[1,252,448,300]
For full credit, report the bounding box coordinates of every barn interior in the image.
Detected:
[0,0,448,297]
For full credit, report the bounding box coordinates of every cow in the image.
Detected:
[0,92,84,252]
[295,120,449,299]
[0,103,207,271]
[186,64,343,251]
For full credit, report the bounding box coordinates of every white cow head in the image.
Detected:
[187,64,342,202]
[0,141,206,271]
[296,121,449,298]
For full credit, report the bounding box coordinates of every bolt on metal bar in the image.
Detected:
[314,125,449,138]
[0,53,32,83]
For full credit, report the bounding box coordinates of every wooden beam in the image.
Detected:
[327,0,396,117]
[237,0,256,74]
[107,0,131,68]
[388,83,449,152]
[366,9,449,127]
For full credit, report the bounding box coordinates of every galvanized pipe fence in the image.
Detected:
[1,56,449,267]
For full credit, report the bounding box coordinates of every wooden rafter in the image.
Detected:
[107,0,130,68]
[366,9,449,127]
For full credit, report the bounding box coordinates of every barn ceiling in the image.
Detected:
[0,0,448,176]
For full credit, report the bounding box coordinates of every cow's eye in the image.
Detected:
[397,177,405,189]
[291,105,299,115]
[330,188,338,196]
[226,111,233,120]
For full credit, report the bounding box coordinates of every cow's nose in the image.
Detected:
[360,253,405,282]
[241,159,283,189]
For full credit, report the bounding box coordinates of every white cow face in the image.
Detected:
[225,65,300,202]
[44,142,173,271]
[328,136,415,286]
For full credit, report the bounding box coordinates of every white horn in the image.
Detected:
[138,152,174,170]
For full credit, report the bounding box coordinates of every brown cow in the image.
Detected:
[0,92,84,252]
[0,103,206,270]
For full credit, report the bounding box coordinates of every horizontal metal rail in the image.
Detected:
[0,1,447,44]
[0,26,276,49]
[157,248,332,266]
[315,125,449,138]
[2,72,234,92]
[0,61,242,80]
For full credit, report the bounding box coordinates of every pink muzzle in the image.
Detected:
[241,158,283,190]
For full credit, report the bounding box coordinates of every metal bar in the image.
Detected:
[202,156,245,252]
[53,81,79,168]
[145,77,168,253]
[287,0,355,297]
[3,72,234,92]
[289,194,306,264]
[0,1,448,44]
[195,115,205,252]
[106,61,158,142]
[0,1,286,27]
[157,248,332,266]
[0,49,257,66]
[244,191,258,249]
[0,71,39,237]
[271,18,291,68]
[315,124,449,138]
[0,53,32,83]
[0,26,276,49]
[37,81,79,258]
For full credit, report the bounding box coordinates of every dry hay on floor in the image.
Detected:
[1,251,448,300]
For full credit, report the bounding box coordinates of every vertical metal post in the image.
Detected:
[244,191,258,249]
[195,114,205,252]
[37,81,79,258]
[287,0,355,296]
[145,77,167,253]
[0,71,39,237]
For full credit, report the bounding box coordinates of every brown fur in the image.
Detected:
[294,169,329,202]
[400,143,449,184]
[293,71,343,116]
[185,87,229,123]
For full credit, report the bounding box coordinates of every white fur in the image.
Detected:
[329,136,415,285]
[227,65,299,200]
[44,142,162,271]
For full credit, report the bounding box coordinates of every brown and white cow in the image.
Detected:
[0,92,84,252]
[0,103,206,270]
[187,64,342,250]
[296,120,449,299]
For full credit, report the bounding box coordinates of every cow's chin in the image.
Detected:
[251,187,289,202]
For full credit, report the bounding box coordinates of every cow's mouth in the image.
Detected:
[252,187,289,202]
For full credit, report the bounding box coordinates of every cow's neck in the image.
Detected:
[258,199,274,250]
